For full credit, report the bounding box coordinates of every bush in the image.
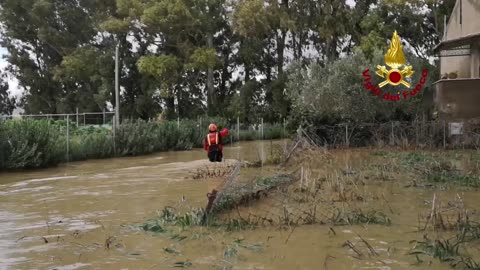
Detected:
[0,119,64,170]
[70,133,114,161]
[237,123,286,141]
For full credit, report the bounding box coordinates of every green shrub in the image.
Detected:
[70,133,114,161]
[239,130,257,141]
[0,119,64,170]
[115,119,158,156]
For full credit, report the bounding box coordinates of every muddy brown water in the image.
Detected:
[0,141,478,270]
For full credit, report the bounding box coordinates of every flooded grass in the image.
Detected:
[141,206,255,233]
[410,235,480,269]
[370,150,480,188]
[329,209,391,226]
[410,195,480,269]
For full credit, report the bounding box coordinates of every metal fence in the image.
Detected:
[305,120,480,149]
[0,111,116,127]
[0,112,117,163]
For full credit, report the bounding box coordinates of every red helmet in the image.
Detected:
[208,123,217,132]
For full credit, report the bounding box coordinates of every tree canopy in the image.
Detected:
[0,0,456,123]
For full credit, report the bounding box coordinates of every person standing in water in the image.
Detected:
[204,123,229,162]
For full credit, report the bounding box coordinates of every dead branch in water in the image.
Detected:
[284,225,297,244]
[342,240,363,258]
[423,193,437,231]
[104,236,116,250]
[355,232,379,257]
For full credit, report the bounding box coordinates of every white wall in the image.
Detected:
[440,0,480,77]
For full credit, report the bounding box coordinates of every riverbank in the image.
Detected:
[0,118,288,171]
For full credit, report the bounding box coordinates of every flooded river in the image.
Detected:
[0,141,478,270]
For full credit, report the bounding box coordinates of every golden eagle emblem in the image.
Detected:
[376,31,414,88]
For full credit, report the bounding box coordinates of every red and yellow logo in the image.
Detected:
[362,31,428,101]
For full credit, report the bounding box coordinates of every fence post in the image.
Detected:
[237,117,240,160]
[177,117,180,129]
[260,118,264,166]
[261,117,264,140]
[76,108,79,127]
[415,120,418,146]
[390,122,395,145]
[237,116,240,141]
[83,113,86,126]
[66,115,70,162]
[103,109,106,125]
[113,116,116,156]
[345,124,349,147]
[199,117,203,143]
[443,120,446,149]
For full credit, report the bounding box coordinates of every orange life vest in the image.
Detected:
[207,132,219,146]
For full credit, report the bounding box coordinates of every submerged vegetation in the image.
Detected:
[370,151,480,188]
[330,209,391,226]
[0,118,287,170]
[409,196,480,269]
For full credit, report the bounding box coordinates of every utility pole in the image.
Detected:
[115,43,120,127]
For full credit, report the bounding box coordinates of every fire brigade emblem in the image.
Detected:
[375,31,414,88]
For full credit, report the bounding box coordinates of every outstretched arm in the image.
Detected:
[220,128,229,137]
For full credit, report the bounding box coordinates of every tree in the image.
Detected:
[286,49,437,128]
[137,55,182,119]
[352,0,456,59]
[0,0,98,114]
[0,0,454,124]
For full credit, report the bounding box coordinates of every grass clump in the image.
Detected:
[411,196,480,269]
[410,235,480,269]
[255,174,293,189]
[140,206,255,233]
[329,209,391,226]
[141,219,167,234]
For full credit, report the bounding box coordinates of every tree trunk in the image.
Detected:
[297,32,303,60]
[165,95,175,120]
[244,63,251,82]
[292,32,297,60]
[327,35,338,62]
[219,47,230,106]
[277,0,289,74]
[277,30,286,76]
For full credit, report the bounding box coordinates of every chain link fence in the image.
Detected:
[305,119,480,149]
[0,111,116,127]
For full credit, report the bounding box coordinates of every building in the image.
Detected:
[433,0,480,120]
